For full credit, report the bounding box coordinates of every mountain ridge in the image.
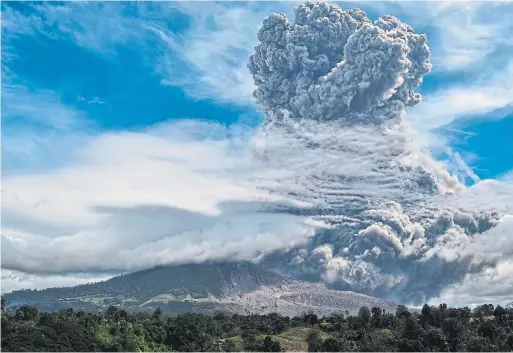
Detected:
[3,261,399,317]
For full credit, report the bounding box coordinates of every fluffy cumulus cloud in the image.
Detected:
[2,1,513,307]
[246,1,513,305]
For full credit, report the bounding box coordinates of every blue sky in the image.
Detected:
[2,4,256,136]
[1,1,513,304]
[2,1,511,179]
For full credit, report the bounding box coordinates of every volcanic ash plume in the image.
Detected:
[248,1,511,305]
[248,1,431,123]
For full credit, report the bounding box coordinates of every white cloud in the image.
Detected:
[1,2,137,54]
[1,119,322,278]
[150,2,294,104]
[429,216,513,307]
[429,2,513,71]
[1,1,286,105]
[430,260,513,307]
[437,178,513,215]
[77,96,106,105]
[2,84,88,131]
[369,1,513,71]
[354,1,513,157]
[1,83,94,175]
[1,270,111,294]
[408,60,513,132]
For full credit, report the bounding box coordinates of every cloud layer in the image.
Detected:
[1,120,323,278]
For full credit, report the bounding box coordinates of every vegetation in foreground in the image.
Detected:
[2,297,513,352]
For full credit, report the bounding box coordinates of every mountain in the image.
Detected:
[2,262,399,317]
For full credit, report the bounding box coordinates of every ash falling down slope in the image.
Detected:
[247,1,513,305]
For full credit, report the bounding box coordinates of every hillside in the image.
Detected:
[3,262,398,316]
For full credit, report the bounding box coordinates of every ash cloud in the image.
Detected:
[248,1,431,123]
[248,1,512,305]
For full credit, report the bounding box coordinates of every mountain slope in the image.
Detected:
[3,262,399,316]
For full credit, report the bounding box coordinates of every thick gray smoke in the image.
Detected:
[248,1,510,305]
[248,1,431,122]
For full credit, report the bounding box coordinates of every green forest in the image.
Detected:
[2,297,513,352]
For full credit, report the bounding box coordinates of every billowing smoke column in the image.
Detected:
[248,1,431,123]
[248,1,508,305]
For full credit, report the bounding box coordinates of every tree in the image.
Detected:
[371,307,384,317]
[181,331,215,352]
[506,334,513,350]
[442,317,463,338]
[396,305,410,318]
[402,316,423,341]
[303,312,319,326]
[103,342,123,352]
[3,301,513,353]
[153,307,163,319]
[478,320,498,340]
[420,304,433,327]
[442,317,465,351]
[468,336,493,352]
[423,328,447,352]
[260,336,282,352]
[362,330,395,352]
[15,305,38,321]
[221,339,240,352]
[323,337,347,351]
[242,329,262,351]
[307,331,324,352]
[493,305,506,319]
[358,306,371,325]
[398,338,425,352]
[105,306,120,321]
[474,304,494,318]
[370,307,384,328]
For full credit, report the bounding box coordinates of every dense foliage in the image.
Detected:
[2,297,513,352]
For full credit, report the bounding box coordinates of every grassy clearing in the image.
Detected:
[217,327,332,351]
[270,327,332,351]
